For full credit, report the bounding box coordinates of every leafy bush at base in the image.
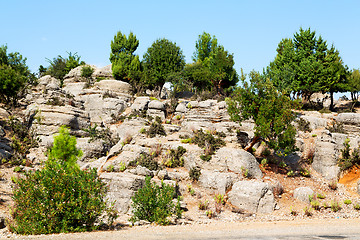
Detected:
[130,177,181,225]
[9,126,117,235]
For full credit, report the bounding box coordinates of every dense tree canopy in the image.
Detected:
[227,71,298,154]
[267,27,348,110]
[0,45,35,105]
[142,38,185,90]
[193,32,238,94]
[110,31,141,85]
[348,69,360,101]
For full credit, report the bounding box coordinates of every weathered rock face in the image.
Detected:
[131,97,150,112]
[199,170,237,194]
[93,65,113,79]
[228,180,275,213]
[100,172,145,213]
[94,79,131,96]
[309,92,331,109]
[83,94,126,124]
[293,187,314,203]
[212,148,263,179]
[37,75,60,91]
[312,130,346,180]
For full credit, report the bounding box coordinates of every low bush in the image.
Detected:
[296,118,312,132]
[189,166,201,181]
[164,146,186,168]
[9,126,117,235]
[130,177,181,225]
[146,117,166,138]
[338,138,360,171]
[331,200,341,212]
[128,152,159,171]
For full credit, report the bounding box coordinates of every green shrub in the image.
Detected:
[81,66,94,79]
[146,117,166,138]
[9,126,117,235]
[317,193,326,199]
[192,129,225,153]
[353,203,360,210]
[198,200,209,210]
[189,166,201,181]
[338,138,360,171]
[200,154,212,161]
[344,199,352,205]
[180,138,192,144]
[164,146,186,168]
[130,177,181,225]
[296,118,312,132]
[331,200,341,212]
[128,153,159,171]
[310,200,320,210]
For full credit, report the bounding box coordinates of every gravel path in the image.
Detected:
[3,218,360,240]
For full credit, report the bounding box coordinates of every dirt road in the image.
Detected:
[8,218,360,240]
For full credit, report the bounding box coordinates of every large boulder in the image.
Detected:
[93,65,113,79]
[212,148,263,179]
[76,137,109,162]
[37,75,60,90]
[199,170,237,194]
[312,130,345,180]
[228,180,275,213]
[131,97,150,112]
[293,187,314,203]
[336,113,360,126]
[94,79,131,95]
[100,172,145,213]
[63,65,97,82]
[83,94,126,124]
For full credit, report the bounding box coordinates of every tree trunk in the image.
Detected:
[329,91,334,112]
[244,136,261,153]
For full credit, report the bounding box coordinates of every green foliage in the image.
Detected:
[6,116,38,166]
[348,69,360,101]
[192,129,225,155]
[296,118,312,132]
[83,124,118,152]
[146,117,167,138]
[193,32,238,94]
[130,177,180,225]
[128,153,159,171]
[353,203,360,210]
[46,52,85,86]
[81,65,94,79]
[47,126,82,169]
[200,154,212,162]
[9,127,117,235]
[331,200,341,212]
[189,166,201,181]
[110,31,141,88]
[267,27,348,110]
[142,38,185,90]
[317,193,326,199]
[344,199,352,205]
[198,200,209,210]
[0,45,35,105]
[338,138,360,171]
[310,200,320,210]
[164,146,186,168]
[299,168,311,177]
[227,71,298,154]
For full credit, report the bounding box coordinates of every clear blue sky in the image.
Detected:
[2,0,359,76]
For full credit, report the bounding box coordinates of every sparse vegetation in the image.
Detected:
[198,200,209,210]
[296,118,312,132]
[344,199,352,205]
[128,152,159,171]
[338,138,360,171]
[331,200,341,212]
[164,146,186,168]
[146,116,167,138]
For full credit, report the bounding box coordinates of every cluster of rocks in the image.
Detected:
[2,64,360,222]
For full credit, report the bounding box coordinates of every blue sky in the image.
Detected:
[2,0,359,76]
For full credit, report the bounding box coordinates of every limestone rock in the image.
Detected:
[293,187,314,203]
[199,170,236,194]
[131,97,150,112]
[94,79,131,95]
[128,165,154,177]
[228,180,275,213]
[336,113,360,126]
[148,100,165,110]
[93,65,113,79]
[83,94,126,124]
[212,148,263,179]
[100,172,145,213]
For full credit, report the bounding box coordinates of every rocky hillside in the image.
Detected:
[1,64,360,227]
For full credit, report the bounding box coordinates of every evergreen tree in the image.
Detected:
[142,38,185,90]
[110,31,141,86]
